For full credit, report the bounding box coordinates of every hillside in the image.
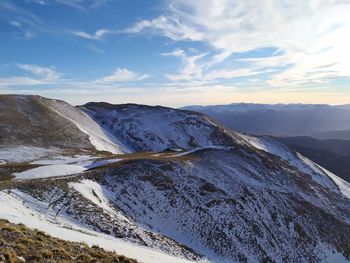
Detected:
[0,95,349,262]
[0,95,128,154]
[81,102,243,152]
[275,136,350,182]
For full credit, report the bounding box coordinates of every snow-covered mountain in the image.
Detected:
[80,102,243,152]
[0,95,127,154]
[1,95,350,263]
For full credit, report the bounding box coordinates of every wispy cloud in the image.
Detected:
[86,44,105,53]
[17,64,61,81]
[162,48,207,81]
[95,68,149,83]
[53,0,110,11]
[125,0,350,87]
[124,15,204,41]
[0,1,54,39]
[161,48,275,83]
[28,0,109,8]
[0,64,62,87]
[9,20,21,27]
[69,29,113,40]
[0,65,148,90]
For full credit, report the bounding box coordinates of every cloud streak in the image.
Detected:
[125,0,350,86]
[95,68,149,83]
[0,65,149,89]
[69,29,113,40]
[17,64,61,81]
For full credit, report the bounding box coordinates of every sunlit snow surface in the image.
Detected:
[240,134,350,200]
[47,100,130,154]
[0,146,61,163]
[14,164,87,180]
[0,190,199,263]
[14,158,122,180]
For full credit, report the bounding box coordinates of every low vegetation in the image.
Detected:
[0,219,137,263]
[0,164,40,182]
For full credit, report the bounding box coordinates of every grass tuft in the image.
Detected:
[0,219,138,262]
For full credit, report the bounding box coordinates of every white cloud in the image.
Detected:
[69,29,112,40]
[0,77,48,86]
[17,64,61,81]
[48,0,110,11]
[161,48,185,58]
[203,68,277,81]
[0,65,148,90]
[1,2,52,38]
[96,68,149,83]
[0,64,61,88]
[28,0,46,5]
[125,0,350,86]
[86,44,105,53]
[0,64,63,88]
[161,48,271,83]
[24,31,36,39]
[162,48,208,81]
[9,20,21,27]
[124,16,204,41]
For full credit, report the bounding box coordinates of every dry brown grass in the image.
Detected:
[0,219,138,263]
[88,150,199,171]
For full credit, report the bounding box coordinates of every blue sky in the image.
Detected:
[1,0,350,106]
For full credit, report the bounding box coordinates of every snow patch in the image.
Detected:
[0,146,61,163]
[240,134,342,192]
[322,251,350,263]
[317,165,350,200]
[69,180,115,214]
[14,158,122,180]
[0,190,198,263]
[47,101,129,154]
[14,164,87,180]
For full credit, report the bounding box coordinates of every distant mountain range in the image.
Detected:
[0,95,350,262]
[183,103,350,137]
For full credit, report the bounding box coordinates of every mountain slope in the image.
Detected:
[0,95,127,154]
[274,136,350,182]
[0,96,350,262]
[2,144,350,262]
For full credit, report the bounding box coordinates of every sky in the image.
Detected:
[0,0,350,107]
